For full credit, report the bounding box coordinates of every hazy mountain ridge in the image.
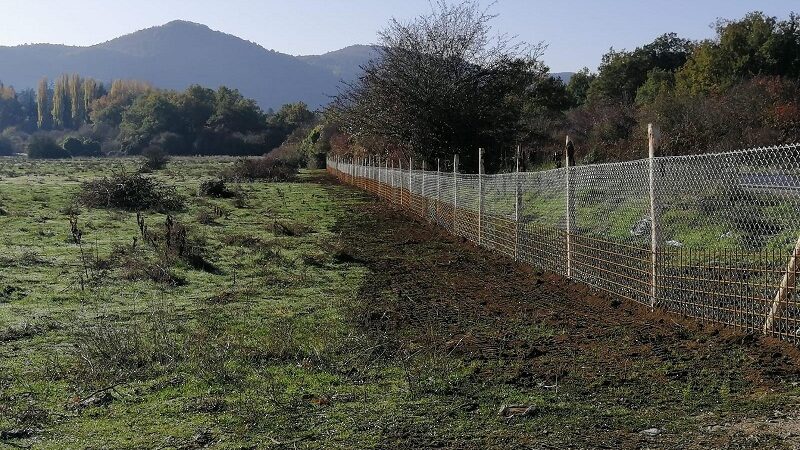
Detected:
[0,21,349,110]
[0,21,573,110]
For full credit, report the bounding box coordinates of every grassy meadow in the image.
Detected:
[2,157,800,449]
[0,158,377,448]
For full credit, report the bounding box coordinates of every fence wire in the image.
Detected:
[327,143,800,343]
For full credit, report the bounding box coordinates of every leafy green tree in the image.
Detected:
[60,136,100,156]
[329,0,542,170]
[566,68,595,106]
[635,68,675,105]
[587,33,692,104]
[520,74,574,157]
[118,91,183,153]
[207,86,266,133]
[68,74,84,127]
[676,13,800,95]
[51,75,71,129]
[0,83,22,130]
[61,136,84,155]
[177,85,215,136]
[0,135,15,156]
[27,135,69,159]
[36,78,51,130]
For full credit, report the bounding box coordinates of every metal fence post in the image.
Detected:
[453,154,459,232]
[514,145,521,262]
[478,148,484,246]
[648,124,661,310]
[565,136,573,278]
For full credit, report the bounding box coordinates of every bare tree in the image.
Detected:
[329,0,545,171]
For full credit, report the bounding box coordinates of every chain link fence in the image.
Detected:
[327,142,800,343]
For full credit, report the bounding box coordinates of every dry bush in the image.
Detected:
[78,172,183,211]
[70,305,183,386]
[119,256,187,286]
[140,146,170,172]
[198,179,235,198]
[136,213,219,274]
[224,156,299,182]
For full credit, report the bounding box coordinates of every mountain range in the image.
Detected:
[0,21,572,110]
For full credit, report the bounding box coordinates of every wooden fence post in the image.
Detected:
[648,123,661,310]
[409,157,413,211]
[436,158,441,224]
[390,159,395,203]
[422,160,427,219]
[478,148,484,246]
[453,154,459,232]
[514,145,521,262]
[765,236,800,334]
[565,136,573,278]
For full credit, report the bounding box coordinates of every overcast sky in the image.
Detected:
[1,0,796,72]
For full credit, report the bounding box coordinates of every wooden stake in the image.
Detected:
[453,154,459,232]
[565,136,573,278]
[765,236,800,334]
[436,158,441,224]
[515,145,521,262]
[422,160,427,218]
[478,148,484,246]
[408,156,413,209]
[648,123,661,310]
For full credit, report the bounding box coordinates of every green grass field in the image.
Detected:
[2,157,800,449]
[0,158,378,448]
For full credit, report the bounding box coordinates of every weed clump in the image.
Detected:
[70,305,183,385]
[224,156,298,182]
[78,172,183,211]
[272,220,314,237]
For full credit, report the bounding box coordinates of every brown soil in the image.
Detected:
[321,172,800,449]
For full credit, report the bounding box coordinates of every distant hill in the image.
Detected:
[0,21,361,110]
[0,21,573,110]
[552,72,575,84]
[298,45,380,83]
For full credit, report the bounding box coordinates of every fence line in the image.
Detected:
[326,137,800,344]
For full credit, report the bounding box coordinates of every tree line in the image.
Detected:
[326,3,800,172]
[0,76,317,159]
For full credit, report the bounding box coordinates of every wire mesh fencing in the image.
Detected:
[327,142,800,343]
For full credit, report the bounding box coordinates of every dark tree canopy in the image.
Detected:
[329,0,544,171]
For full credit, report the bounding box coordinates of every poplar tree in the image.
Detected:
[68,74,84,126]
[36,77,50,130]
[83,78,98,121]
[51,74,70,129]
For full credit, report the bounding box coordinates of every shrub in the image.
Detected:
[198,179,235,198]
[61,136,83,155]
[141,146,170,171]
[225,156,299,182]
[0,136,15,156]
[78,172,184,211]
[27,135,70,159]
[151,132,188,155]
[79,138,102,156]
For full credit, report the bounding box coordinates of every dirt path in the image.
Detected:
[321,172,800,449]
